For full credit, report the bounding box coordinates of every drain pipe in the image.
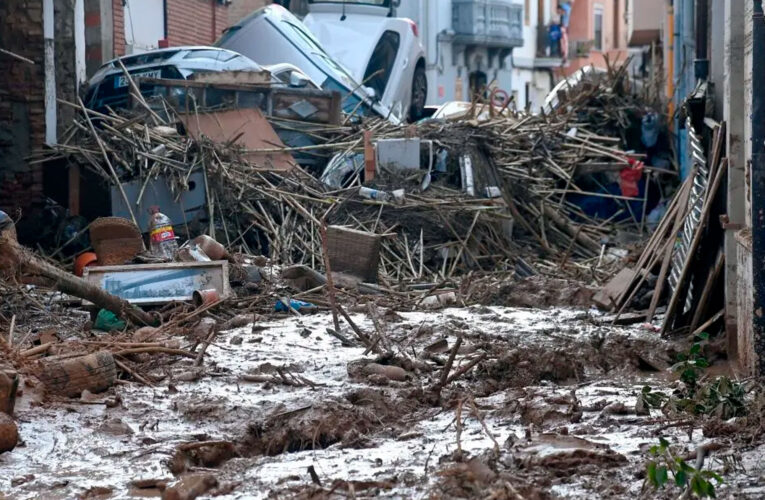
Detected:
[43,0,56,145]
[751,0,765,376]
[694,0,709,79]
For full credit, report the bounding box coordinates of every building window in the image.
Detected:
[594,5,604,51]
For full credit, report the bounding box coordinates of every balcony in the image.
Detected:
[534,24,563,68]
[451,0,524,49]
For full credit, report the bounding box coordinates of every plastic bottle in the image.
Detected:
[358,186,390,201]
[148,206,178,260]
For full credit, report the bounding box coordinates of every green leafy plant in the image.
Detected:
[673,332,711,397]
[638,333,748,418]
[645,437,723,498]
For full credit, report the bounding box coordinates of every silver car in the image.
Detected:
[215,4,399,124]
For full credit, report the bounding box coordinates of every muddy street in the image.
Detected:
[3,1,765,497]
[2,302,762,499]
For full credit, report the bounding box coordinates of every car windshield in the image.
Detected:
[281,20,358,86]
[182,49,238,62]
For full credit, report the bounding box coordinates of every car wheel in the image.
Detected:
[409,66,427,122]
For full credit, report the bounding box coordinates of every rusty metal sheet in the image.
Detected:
[180,108,298,171]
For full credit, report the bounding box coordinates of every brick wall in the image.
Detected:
[113,0,126,56]
[228,0,269,26]
[0,0,46,215]
[111,0,230,56]
[166,0,229,46]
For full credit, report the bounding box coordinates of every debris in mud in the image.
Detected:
[513,433,627,470]
[243,401,388,456]
[169,441,238,475]
[161,473,218,500]
[0,412,19,453]
[488,275,597,309]
[0,37,756,500]
[38,351,117,397]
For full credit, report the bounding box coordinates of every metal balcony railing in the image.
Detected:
[452,0,524,48]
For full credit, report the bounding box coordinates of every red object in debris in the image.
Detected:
[619,158,644,198]
[158,39,169,48]
[74,252,98,277]
[363,130,375,182]
[193,289,220,308]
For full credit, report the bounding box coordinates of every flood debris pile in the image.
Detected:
[42,61,666,292]
[11,61,763,500]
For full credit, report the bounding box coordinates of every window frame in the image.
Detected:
[593,4,604,51]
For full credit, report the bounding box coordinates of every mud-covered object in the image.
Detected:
[488,276,596,308]
[0,412,18,453]
[0,371,19,416]
[513,433,626,469]
[38,351,117,397]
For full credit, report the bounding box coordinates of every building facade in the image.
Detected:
[511,0,563,111]
[560,0,630,77]
[396,0,524,107]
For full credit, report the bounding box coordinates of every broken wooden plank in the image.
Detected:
[593,267,637,311]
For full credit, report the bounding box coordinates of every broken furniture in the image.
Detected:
[111,172,207,234]
[179,108,297,172]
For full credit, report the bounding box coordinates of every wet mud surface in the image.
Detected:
[2,306,765,499]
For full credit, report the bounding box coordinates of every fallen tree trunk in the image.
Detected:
[0,239,154,326]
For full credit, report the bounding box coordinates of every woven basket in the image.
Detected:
[89,217,143,265]
[326,225,382,283]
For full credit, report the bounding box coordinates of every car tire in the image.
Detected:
[409,65,427,122]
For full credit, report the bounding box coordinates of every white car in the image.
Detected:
[216,5,397,123]
[303,0,427,122]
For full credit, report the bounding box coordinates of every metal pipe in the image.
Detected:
[694,0,709,79]
[666,1,675,121]
[751,0,765,376]
[43,0,56,145]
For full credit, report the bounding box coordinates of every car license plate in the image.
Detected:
[114,69,162,88]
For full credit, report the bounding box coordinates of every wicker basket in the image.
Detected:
[326,225,382,283]
[89,217,143,265]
